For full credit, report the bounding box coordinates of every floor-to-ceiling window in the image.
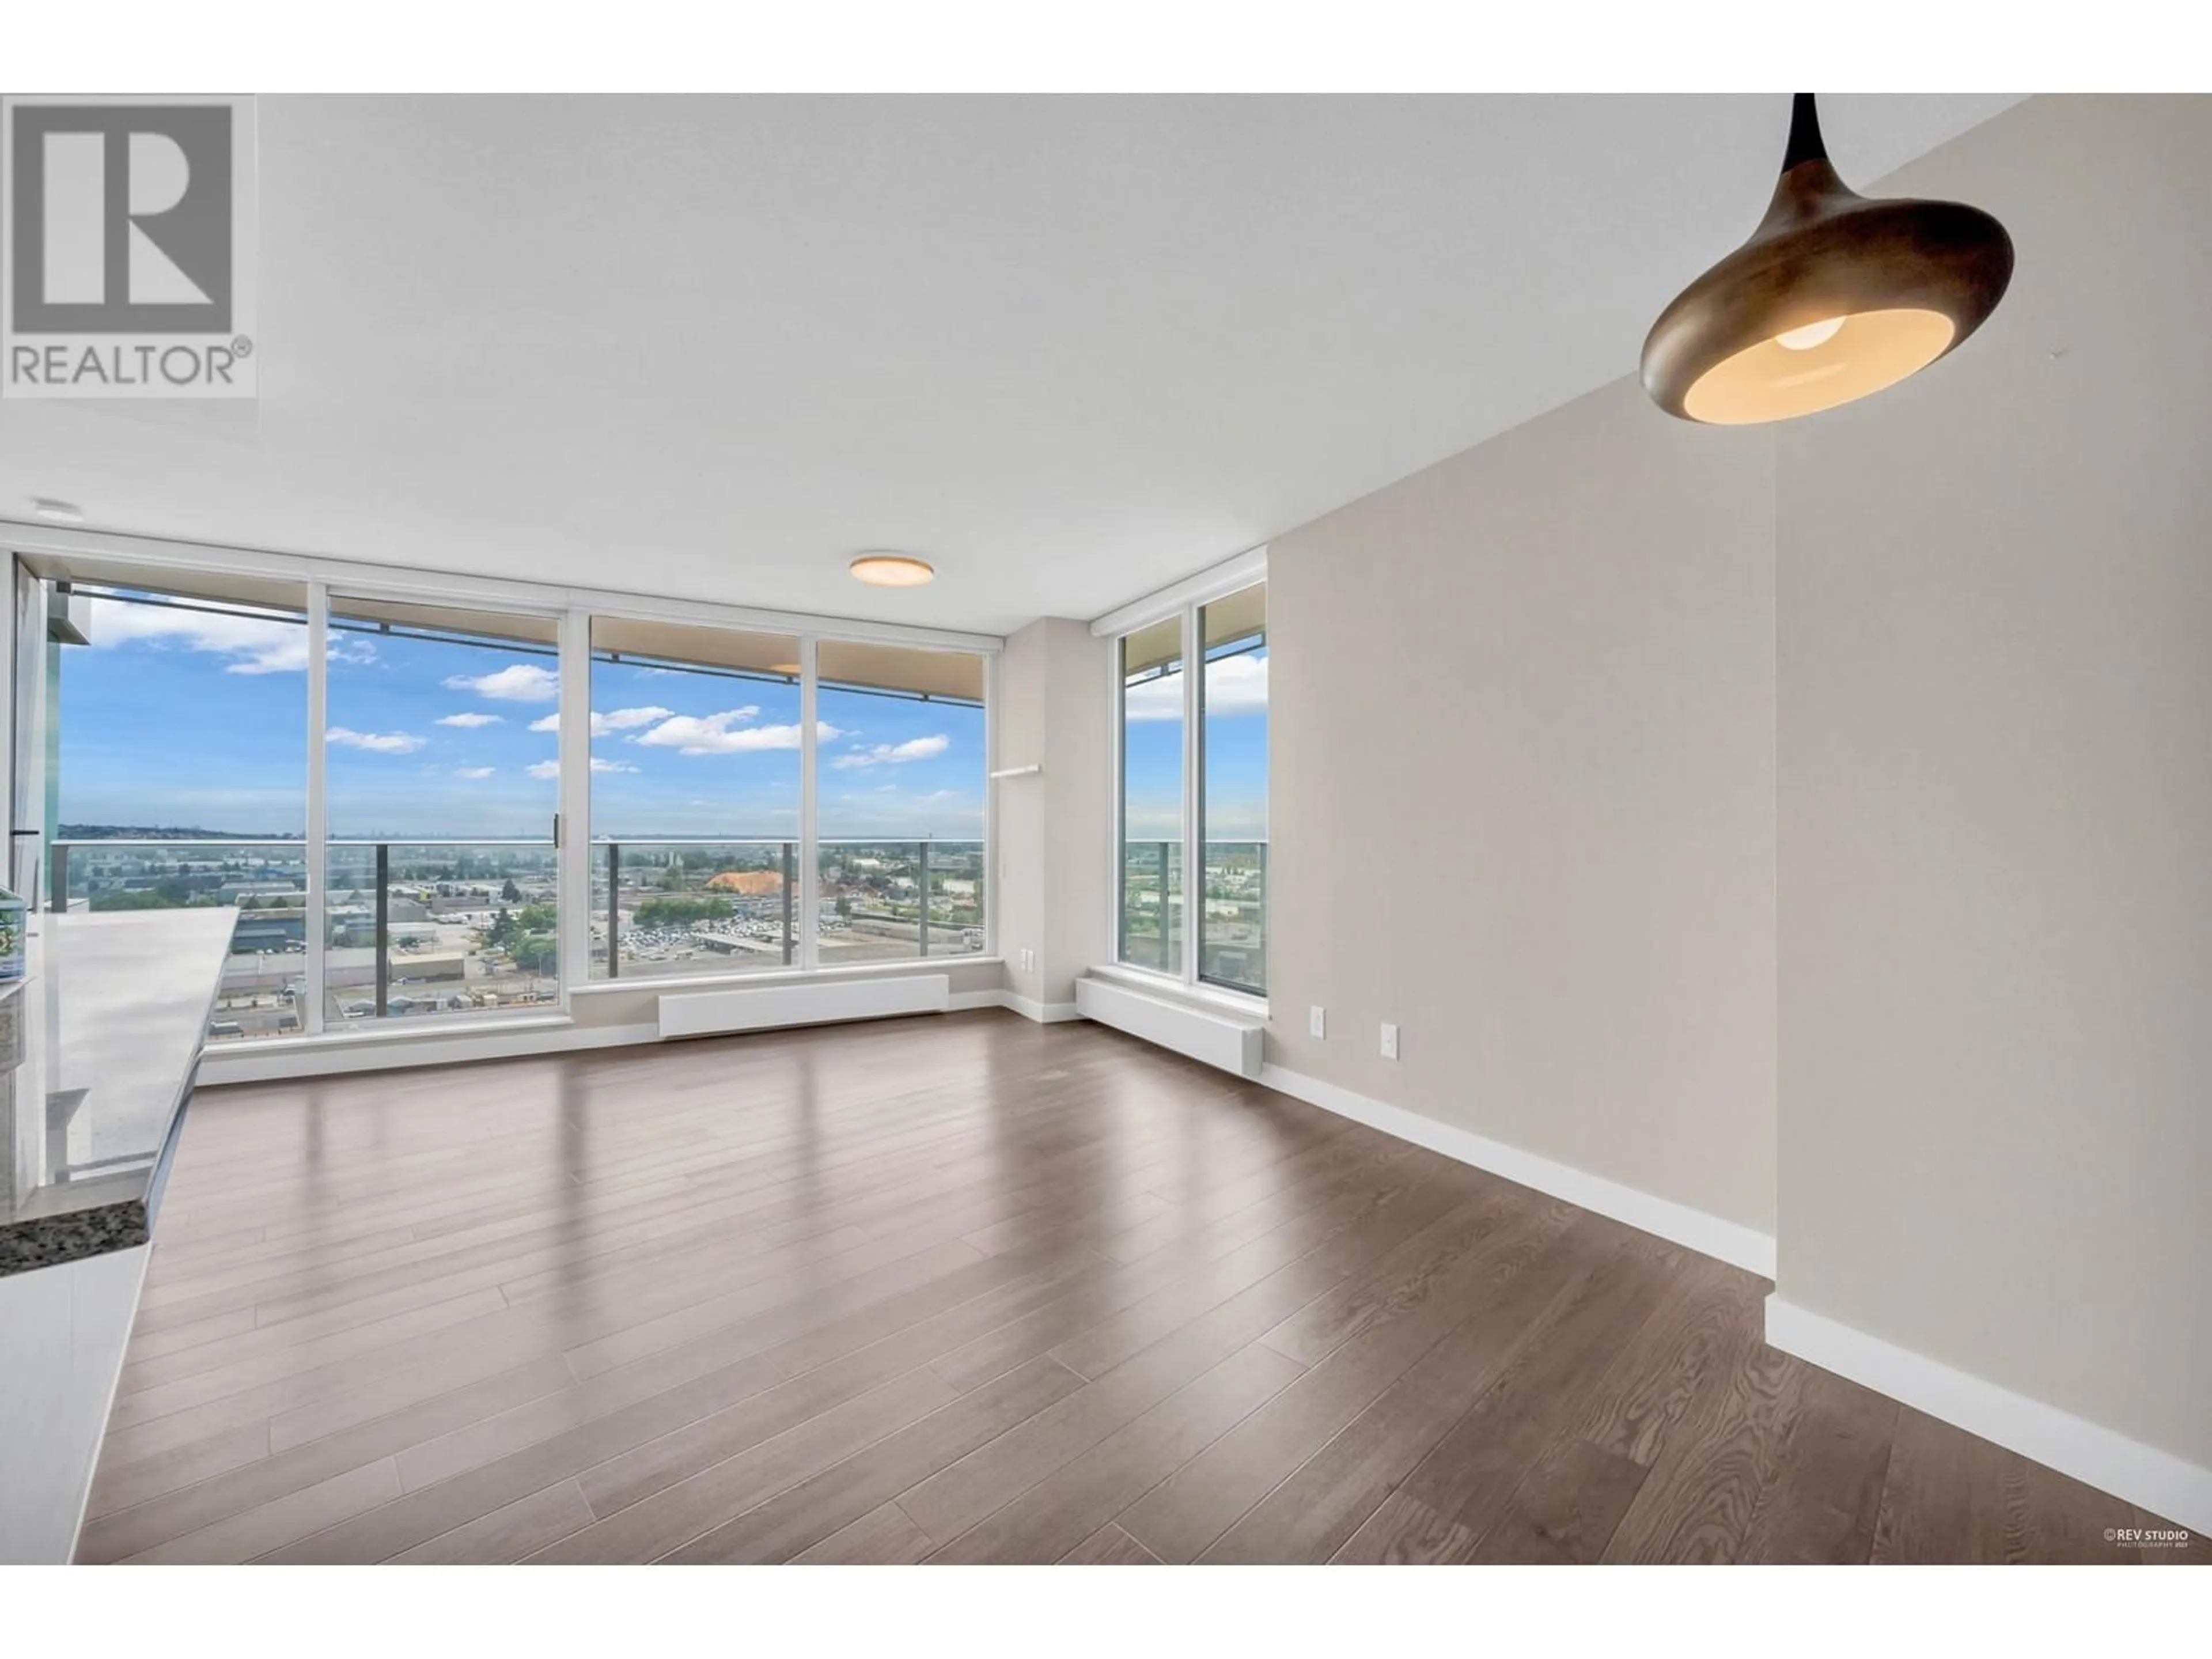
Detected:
[324,599,563,1024]
[1110,566,1267,998]
[13,545,997,1044]
[815,641,988,965]
[1198,583,1267,993]
[1116,617,1184,972]
[44,574,311,1041]
[585,616,803,980]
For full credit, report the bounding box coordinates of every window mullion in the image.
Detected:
[1181,603,1200,987]
[798,635,819,971]
[304,580,328,1036]
[555,608,591,1002]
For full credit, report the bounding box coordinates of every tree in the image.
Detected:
[92,889,175,911]
[482,904,519,953]
[633,893,733,929]
[501,878,522,903]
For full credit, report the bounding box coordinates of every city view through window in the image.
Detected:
[41,579,987,1042]
[587,623,986,983]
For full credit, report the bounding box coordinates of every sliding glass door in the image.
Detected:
[585,616,803,982]
[323,598,563,1024]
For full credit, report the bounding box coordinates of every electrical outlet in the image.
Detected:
[1380,1022,1400,1060]
[1309,1005,1326,1039]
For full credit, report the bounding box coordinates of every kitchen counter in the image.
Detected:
[1,907,237,1275]
[1,905,235,1561]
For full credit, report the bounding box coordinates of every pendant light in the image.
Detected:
[1642,93,2013,425]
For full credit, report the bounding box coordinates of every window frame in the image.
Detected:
[1097,548,1268,1009]
[5,521,1000,1048]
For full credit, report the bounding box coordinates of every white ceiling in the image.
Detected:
[0,94,2022,635]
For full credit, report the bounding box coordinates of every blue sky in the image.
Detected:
[1123,641,1268,843]
[60,593,986,841]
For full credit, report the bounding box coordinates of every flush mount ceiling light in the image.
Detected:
[1642,93,2014,425]
[849,552,935,588]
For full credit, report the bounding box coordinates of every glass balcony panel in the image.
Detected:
[816,840,987,968]
[325,841,559,1024]
[56,839,312,1043]
[592,839,798,982]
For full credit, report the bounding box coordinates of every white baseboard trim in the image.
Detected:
[199,990,1069,1086]
[200,1020,664,1085]
[1255,1062,1777,1279]
[1764,1297,2212,1536]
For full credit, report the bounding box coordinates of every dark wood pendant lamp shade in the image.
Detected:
[1642,93,2014,424]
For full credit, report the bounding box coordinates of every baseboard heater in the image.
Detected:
[1074,974,1263,1079]
[658,973,950,1039]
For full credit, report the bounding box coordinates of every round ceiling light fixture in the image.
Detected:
[849,552,935,588]
[1642,93,2014,426]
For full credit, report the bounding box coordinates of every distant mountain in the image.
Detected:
[57,825,305,842]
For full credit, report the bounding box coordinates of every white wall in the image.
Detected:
[1775,94,2212,1472]
[998,617,1110,1010]
[1262,377,1779,1236]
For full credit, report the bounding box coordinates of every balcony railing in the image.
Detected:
[324,840,559,1025]
[592,839,796,982]
[47,837,561,1040]
[1119,838,1266,995]
[45,833,991,1040]
[588,837,987,982]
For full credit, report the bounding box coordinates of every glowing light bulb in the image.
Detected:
[1774,316,1846,351]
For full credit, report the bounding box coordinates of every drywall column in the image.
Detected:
[1773,96,2212,1502]
[998,617,1109,1015]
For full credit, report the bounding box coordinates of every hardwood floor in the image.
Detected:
[78,1011,2186,1565]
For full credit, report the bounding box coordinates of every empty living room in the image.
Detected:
[2,7,2205,1651]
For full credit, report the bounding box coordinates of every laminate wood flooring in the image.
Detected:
[77,1012,2190,1565]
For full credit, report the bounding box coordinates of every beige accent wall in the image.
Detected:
[997,616,1111,1009]
[1775,94,2212,1467]
[1264,377,1779,1233]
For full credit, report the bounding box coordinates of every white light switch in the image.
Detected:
[1309,1006,1326,1039]
[1380,1022,1400,1060]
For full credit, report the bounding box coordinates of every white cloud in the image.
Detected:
[326,726,426,754]
[441,662,559,702]
[453,766,496,779]
[1123,652,1267,721]
[525,756,638,779]
[595,705,673,735]
[830,733,950,770]
[525,706,676,737]
[435,711,504,728]
[86,594,319,675]
[632,711,843,756]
